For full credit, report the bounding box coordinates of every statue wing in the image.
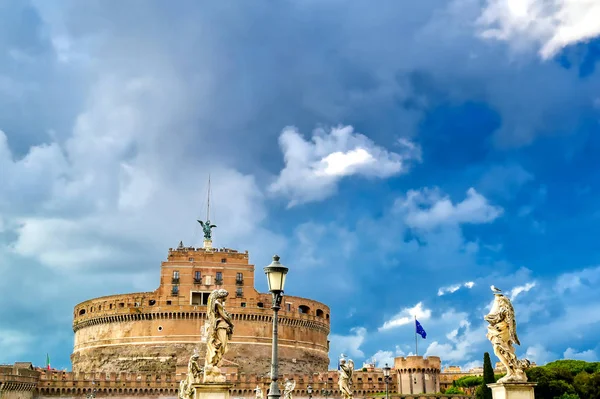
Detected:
[197,220,205,227]
[506,299,521,345]
[210,224,217,228]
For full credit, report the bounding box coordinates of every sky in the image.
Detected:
[1,0,600,372]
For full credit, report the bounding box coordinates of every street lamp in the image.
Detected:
[264,255,289,399]
[307,385,313,399]
[383,363,391,399]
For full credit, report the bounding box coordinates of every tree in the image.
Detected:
[480,352,495,399]
[445,387,464,395]
[454,375,484,388]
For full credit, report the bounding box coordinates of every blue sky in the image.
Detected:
[1,0,600,372]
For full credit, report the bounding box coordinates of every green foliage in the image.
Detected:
[556,393,580,399]
[361,367,367,372]
[525,360,600,399]
[544,360,600,375]
[475,385,483,399]
[454,375,484,388]
[572,371,600,399]
[481,352,495,399]
[445,387,465,394]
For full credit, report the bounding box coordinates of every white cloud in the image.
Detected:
[379,302,431,331]
[0,75,281,272]
[563,348,598,361]
[329,327,368,361]
[438,284,462,296]
[369,346,406,368]
[524,344,556,365]
[269,125,421,207]
[477,0,600,59]
[424,312,487,363]
[438,281,476,296]
[509,282,536,300]
[555,265,600,294]
[397,187,503,229]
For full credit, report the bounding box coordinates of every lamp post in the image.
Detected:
[383,364,391,399]
[307,385,313,399]
[264,255,289,399]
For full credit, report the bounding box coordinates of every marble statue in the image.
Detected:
[338,357,354,399]
[203,289,234,383]
[254,385,264,399]
[197,219,217,241]
[179,349,203,399]
[484,286,531,383]
[282,379,296,399]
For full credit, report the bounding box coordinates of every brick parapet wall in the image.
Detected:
[1,367,474,399]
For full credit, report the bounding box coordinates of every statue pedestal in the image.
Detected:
[191,383,232,399]
[203,240,213,250]
[488,383,537,399]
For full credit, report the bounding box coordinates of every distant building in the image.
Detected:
[394,356,441,394]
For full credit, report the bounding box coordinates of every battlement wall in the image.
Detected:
[166,247,250,263]
[3,365,474,399]
[394,356,441,372]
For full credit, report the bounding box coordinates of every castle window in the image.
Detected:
[172,285,179,296]
[172,271,180,284]
[194,271,201,283]
[241,302,246,307]
[257,302,264,308]
[286,303,291,312]
[166,300,172,305]
[188,257,194,262]
[119,302,125,308]
[221,258,227,263]
[236,273,243,285]
[191,292,210,306]
[299,305,310,314]
[216,272,223,285]
[236,287,243,298]
[109,304,113,309]
[79,309,86,316]
[149,299,156,306]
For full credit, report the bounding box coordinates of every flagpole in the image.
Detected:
[414,316,418,356]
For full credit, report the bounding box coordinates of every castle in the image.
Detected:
[71,235,330,376]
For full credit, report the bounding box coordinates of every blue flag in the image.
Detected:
[415,319,427,339]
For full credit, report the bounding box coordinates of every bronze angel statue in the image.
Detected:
[203,289,234,382]
[197,219,217,241]
[484,286,531,383]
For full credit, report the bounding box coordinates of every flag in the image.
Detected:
[415,319,427,339]
[46,353,51,370]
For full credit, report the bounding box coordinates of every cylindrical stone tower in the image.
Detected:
[394,356,441,394]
